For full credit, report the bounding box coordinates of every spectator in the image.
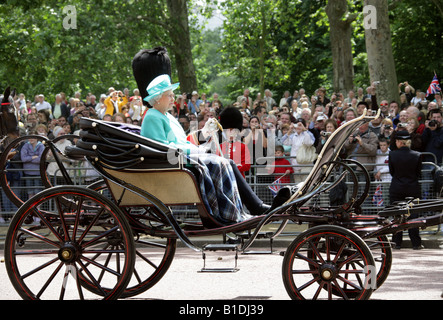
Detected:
[35,124,48,137]
[395,109,408,128]
[433,92,442,108]
[410,89,426,106]
[175,93,189,117]
[374,138,391,182]
[283,118,315,183]
[95,94,107,119]
[37,109,50,127]
[389,130,423,250]
[86,94,97,110]
[237,88,253,108]
[421,109,443,165]
[406,106,426,134]
[187,91,202,114]
[267,145,294,184]
[178,115,191,135]
[405,116,423,151]
[378,118,394,142]
[46,126,73,185]
[20,132,45,199]
[316,119,338,154]
[264,89,276,112]
[104,90,128,115]
[238,97,251,117]
[343,121,378,173]
[398,81,415,104]
[316,87,330,107]
[279,124,292,155]
[112,112,126,123]
[52,94,70,120]
[340,108,357,126]
[24,113,38,133]
[244,116,267,166]
[279,91,290,107]
[369,112,383,136]
[56,116,68,129]
[35,94,52,112]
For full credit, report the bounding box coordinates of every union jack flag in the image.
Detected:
[426,74,441,97]
[372,184,384,207]
[269,176,284,197]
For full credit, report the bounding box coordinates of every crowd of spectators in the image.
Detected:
[1,81,442,220]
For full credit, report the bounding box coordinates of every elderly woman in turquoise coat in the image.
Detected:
[140,75,269,224]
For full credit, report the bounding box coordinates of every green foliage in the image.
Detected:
[0,0,440,104]
[390,0,443,91]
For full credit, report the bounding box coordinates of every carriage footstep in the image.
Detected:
[199,244,239,273]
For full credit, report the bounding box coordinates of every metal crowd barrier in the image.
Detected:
[1,154,442,236]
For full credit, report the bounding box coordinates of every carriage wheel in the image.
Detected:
[4,186,135,300]
[118,237,176,298]
[365,235,392,290]
[282,225,375,300]
[86,180,177,298]
[0,135,51,208]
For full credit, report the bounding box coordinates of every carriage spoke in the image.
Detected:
[20,257,59,280]
[77,208,105,244]
[136,249,159,269]
[55,196,70,242]
[17,227,60,248]
[36,261,64,299]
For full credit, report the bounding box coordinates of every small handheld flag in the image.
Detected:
[426,74,441,97]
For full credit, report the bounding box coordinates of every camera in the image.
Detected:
[398,123,408,128]
[351,135,359,143]
[321,131,331,137]
[429,120,438,127]
[384,125,391,130]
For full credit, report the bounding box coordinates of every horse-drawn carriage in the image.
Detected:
[1,87,442,300]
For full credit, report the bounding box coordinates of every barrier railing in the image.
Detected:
[1,154,441,235]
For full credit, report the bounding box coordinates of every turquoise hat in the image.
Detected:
[143,74,180,102]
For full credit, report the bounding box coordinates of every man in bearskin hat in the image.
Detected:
[219,107,251,178]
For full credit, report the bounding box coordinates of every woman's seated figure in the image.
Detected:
[140,74,269,224]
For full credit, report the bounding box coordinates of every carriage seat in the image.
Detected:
[65,118,226,228]
[67,118,182,170]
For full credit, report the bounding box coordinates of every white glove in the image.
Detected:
[201,118,221,139]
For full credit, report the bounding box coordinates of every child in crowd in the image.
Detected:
[268,145,294,184]
[374,138,391,182]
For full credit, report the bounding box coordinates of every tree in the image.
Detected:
[137,0,198,93]
[389,0,443,91]
[325,0,356,94]
[0,0,201,100]
[363,0,399,102]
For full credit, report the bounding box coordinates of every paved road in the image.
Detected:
[1,244,442,301]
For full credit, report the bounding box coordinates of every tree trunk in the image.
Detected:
[326,0,355,95]
[259,6,266,98]
[166,0,198,94]
[364,0,399,103]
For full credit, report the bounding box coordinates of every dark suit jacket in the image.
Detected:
[51,103,70,119]
[388,146,422,201]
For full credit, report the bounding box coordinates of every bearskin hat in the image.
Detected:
[132,47,172,105]
[219,107,243,131]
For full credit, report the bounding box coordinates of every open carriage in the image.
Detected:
[1,86,443,300]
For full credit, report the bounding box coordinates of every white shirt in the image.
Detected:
[283,130,315,167]
[375,149,391,182]
[35,101,51,112]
